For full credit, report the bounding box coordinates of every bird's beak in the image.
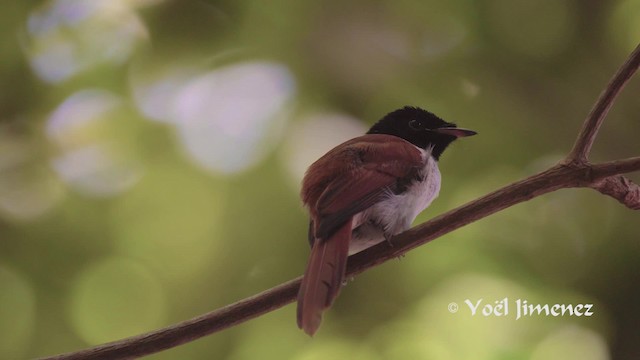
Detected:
[432,127,477,138]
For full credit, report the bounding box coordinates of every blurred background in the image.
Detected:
[1,0,639,359]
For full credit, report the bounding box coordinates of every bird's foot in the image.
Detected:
[384,234,394,248]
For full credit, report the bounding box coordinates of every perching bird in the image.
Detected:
[297,106,476,335]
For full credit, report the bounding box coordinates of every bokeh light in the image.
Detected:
[24,0,148,83]
[0,131,65,221]
[46,89,142,197]
[132,61,295,174]
[69,257,167,345]
[172,62,295,174]
[129,62,202,123]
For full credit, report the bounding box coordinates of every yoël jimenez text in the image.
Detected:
[464,298,594,320]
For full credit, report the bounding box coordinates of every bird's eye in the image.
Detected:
[408,119,422,130]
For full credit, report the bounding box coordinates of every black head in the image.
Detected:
[367,106,476,160]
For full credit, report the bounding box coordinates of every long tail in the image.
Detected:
[297,218,352,336]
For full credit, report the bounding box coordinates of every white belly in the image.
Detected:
[349,150,441,254]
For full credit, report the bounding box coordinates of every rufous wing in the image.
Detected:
[302,134,424,240]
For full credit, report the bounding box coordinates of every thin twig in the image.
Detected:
[591,156,640,178]
[40,43,640,360]
[565,43,640,163]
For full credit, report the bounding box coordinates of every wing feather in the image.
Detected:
[302,134,424,238]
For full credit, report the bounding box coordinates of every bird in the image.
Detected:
[296,106,476,336]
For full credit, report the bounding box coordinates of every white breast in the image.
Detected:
[349,147,441,254]
[401,152,441,221]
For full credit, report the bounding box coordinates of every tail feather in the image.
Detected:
[297,219,352,336]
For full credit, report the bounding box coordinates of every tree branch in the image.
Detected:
[591,156,640,178]
[40,43,640,360]
[565,43,640,163]
[590,175,640,210]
